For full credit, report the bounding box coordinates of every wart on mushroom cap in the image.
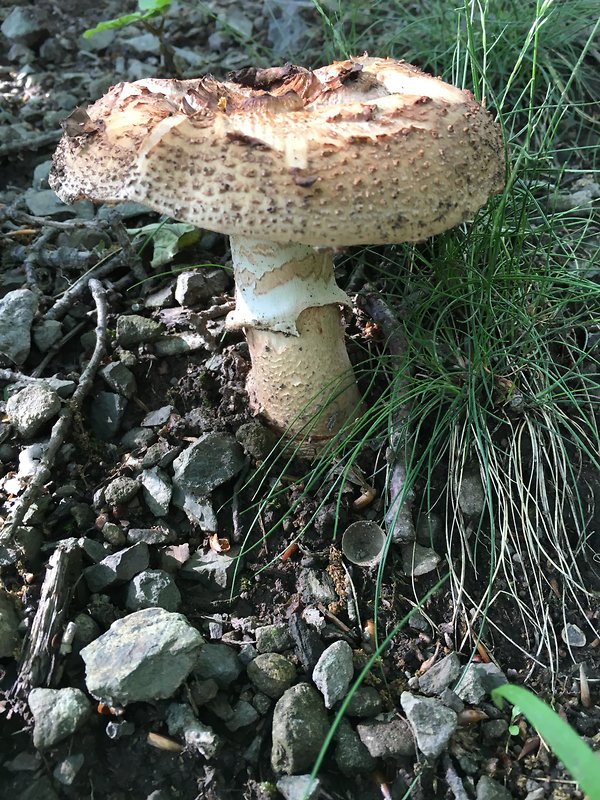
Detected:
[50,56,505,443]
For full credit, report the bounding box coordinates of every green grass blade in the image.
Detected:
[492,684,600,800]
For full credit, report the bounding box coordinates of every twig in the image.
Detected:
[358,286,415,543]
[443,755,470,800]
[31,320,87,379]
[23,228,55,291]
[0,369,37,384]
[0,206,107,230]
[0,129,61,157]
[10,539,82,699]
[43,249,123,321]
[1,279,108,544]
[104,215,147,284]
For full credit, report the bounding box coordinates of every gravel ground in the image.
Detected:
[1,3,599,800]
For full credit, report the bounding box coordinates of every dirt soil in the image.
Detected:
[1,2,599,800]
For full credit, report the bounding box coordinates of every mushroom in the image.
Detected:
[50,56,504,445]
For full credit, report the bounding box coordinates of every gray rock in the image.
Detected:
[29,687,91,749]
[551,179,600,211]
[235,420,279,460]
[288,613,325,673]
[455,663,507,704]
[191,678,219,706]
[81,608,204,705]
[247,653,296,699]
[298,568,337,605]
[561,623,586,647]
[145,283,175,308]
[126,32,160,54]
[84,542,149,592]
[476,776,515,800]
[439,688,464,713]
[140,466,172,516]
[154,332,212,355]
[141,405,174,426]
[401,542,441,576]
[220,6,253,38]
[102,523,127,547]
[52,753,85,786]
[25,189,69,217]
[401,692,458,758]
[11,774,59,800]
[482,719,509,743]
[1,7,48,45]
[415,512,445,551]
[255,622,294,653]
[194,642,243,687]
[120,426,156,448]
[343,686,383,718]
[418,653,461,696]
[524,789,544,800]
[103,476,141,506]
[356,713,415,758]
[0,590,20,657]
[181,548,239,591]
[172,486,217,529]
[100,362,137,398]
[90,392,127,440]
[6,383,61,438]
[458,467,485,517]
[32,319,62,353]
[38,376,76,398]
[206,693,234,721]
[276,775,321,800]
[175,268,229,306]
[125,569,181,612]
[225,699,260,731]
[334,717,376,775]
[271,683,330,774]
[252,691,272,715]
[71,613,101,655]
[172,45,207,68]
[39,37,69,64]
[172,432,245,494]
[140,441,180,470]
[116,314,162,347]
[77,535,108,563]
[127,526,175,545]
[166,702,221,759]
[0,289,38,365]
[312,640,354,709]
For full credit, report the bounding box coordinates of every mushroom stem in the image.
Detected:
[225,236,363,440]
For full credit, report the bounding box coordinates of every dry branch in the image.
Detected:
[1,279,108,546]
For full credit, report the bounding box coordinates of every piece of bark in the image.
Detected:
[11,538,81,698]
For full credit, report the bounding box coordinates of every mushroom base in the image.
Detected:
[245,304,363,442]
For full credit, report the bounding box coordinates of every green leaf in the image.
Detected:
[492,685,600,800]
[138,0,172,11]
[83,13,145,38]
[129,222,201,268]
[83,0,171,38]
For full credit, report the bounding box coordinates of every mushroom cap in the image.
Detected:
[50,56,505,247]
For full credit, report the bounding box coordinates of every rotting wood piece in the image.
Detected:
[11,539,81,699]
